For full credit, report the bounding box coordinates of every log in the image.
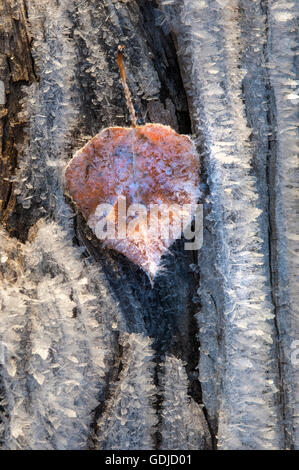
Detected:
[0,0,297,450]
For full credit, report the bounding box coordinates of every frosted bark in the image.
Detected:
[14,0,78,226]
[160,356,211,450]
[267,0,299,448]
[0,222,120,449]
[1,0,206,450]
[96,333,157,450]
[160,0,298,449]
[0,0,297,450]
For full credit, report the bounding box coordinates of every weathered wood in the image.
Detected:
[0,0,297,451]
[0,0,36,238]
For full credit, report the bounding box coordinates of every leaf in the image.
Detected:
[65,123,200,282]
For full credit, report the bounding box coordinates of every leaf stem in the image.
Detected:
[117,45,137,128]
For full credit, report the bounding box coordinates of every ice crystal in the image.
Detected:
[0,222,120,449]
[96,333,157,450]
[161,356,211,450]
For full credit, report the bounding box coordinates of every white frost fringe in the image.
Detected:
[0,222,119,449]
[160,355,211,450]
[96,332,157,450]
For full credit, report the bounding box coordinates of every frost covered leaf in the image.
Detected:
[65,123,200,280]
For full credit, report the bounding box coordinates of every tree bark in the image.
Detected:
[0,0,297,450]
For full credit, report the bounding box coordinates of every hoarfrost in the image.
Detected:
[267,0,299,448]
[96,333,157,450]
[160,0,298,449]
[160,355,211,450]
[0,0,297,451]
[0,222,120,449]
[13,0,79,230]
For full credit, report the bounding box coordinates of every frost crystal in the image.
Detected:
[96,333,157,450]
[161,356,211,450]
[0,222,120,449]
